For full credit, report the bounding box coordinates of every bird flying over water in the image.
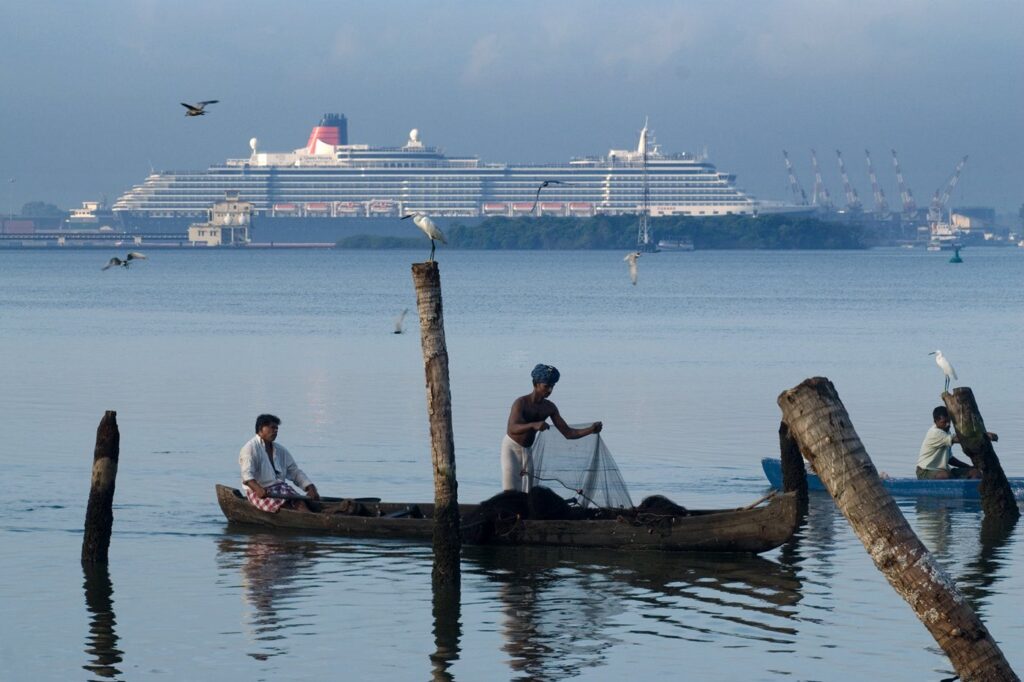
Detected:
[401,212,446,262]
[102,252,147,271]
[181,100,219,116]
[929,350,957,392]
[394,308,409,334]
[624,251,641,285]
[530,180,572,214]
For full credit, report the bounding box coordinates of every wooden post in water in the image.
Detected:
[942,387,1020,522]
[778,421,808,511]
[82,411,120,564]
[411,262,461,585]
[779,378,1017,682]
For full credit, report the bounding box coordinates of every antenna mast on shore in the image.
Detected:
[637,118,654,251]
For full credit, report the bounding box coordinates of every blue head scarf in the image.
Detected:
[531,364,560,386]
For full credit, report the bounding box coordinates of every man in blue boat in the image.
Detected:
[240,414,320,512]
[502,364,603,492]
[916,406,997,479]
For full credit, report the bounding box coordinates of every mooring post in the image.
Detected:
[778,421,808,511]
[943,387,1020,521]
[778,378,1017,682]
[82,411,120,564]
[411,261,461,585]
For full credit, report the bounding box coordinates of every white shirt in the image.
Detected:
[917,425,954,471]
[239,435,313,490]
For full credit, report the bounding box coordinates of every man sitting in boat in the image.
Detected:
[502,364,602,492]
[916,406,996,480]
[240,414,320,512]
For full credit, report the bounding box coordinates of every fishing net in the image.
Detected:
[529,428,633,510]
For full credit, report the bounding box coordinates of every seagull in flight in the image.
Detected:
[401,212,446,262]
[624,251,641,285]
[181,100,219,117]
[929,350,957,392]
[530,180,572,214]
[102,252,147,271]
[393,308,409,334]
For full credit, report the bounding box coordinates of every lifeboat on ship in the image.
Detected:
[272,203,298,215]
[511,202,535,215]
[568,202,594,216]
[305,202,330,215]
[539,202,564,216]
[334,201,360,215]
[368,200,397,215]
[482,202,509,216]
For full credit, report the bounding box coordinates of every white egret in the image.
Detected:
[393,308,408,334]
[623,251,641,285]
[102,252,147,271]
[401,212,446,261]
[181,100,219,117]
[929,350,957,392]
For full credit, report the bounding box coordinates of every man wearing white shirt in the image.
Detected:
[240,414,320,512]
[916,406,997,480]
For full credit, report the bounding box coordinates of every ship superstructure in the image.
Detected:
[113,113,758,236]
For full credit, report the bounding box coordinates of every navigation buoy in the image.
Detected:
[949,247,963,264]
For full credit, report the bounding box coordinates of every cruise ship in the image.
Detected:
[113,113,761,241]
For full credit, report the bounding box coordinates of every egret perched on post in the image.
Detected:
[101,252,147,270]
[401,212,446,262]
[624,251,641,285]
[929,350,957,392]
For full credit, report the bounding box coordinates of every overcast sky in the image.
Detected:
[1,0,1021,213]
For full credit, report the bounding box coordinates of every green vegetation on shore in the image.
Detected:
[336,214,871,250]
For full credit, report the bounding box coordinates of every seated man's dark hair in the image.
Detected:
[255,413,281,433]
[932,406,950,422]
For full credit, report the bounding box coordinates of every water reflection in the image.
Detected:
[430,572,461,682]
[82,563,123,680]
[962,515,1019,611]
[463,545,802,680]
[216,534,320,661]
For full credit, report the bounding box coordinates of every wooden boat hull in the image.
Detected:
[761,457,1024,500]
[215,485,799,554]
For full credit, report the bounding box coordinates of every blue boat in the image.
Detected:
[761,458,1024,500]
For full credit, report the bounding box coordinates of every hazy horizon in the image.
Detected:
[2,0,1021,213]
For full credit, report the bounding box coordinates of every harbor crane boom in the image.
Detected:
[782,150,808,205]
[864,149,890,217]
[890,149,917,218]
[835,150,862,211]
[928,156,968,222]
[810,149,833,209]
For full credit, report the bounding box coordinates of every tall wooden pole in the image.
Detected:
[82,411,120,564]
[942,388,1020,521]
[411,262,461,585]
[779,378,1017,682]
[778,421,808,511]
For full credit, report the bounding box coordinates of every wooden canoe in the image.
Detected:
[761,457,1024,500]
[215,485,799,554]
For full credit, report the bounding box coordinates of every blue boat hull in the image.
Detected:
[761,458,1024,500]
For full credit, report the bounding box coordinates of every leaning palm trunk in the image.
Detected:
[778,377,1017,682]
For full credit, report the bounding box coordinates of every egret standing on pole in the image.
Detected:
[929,350,957,392]
[402,212,446,262]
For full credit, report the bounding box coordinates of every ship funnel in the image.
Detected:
[306,112,349,153]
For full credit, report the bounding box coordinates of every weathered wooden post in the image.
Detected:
[82,411,120,564]
[411,262,461,585]
[943,388,1020,521]
[778,421,808,511]
[779,378,1017,682]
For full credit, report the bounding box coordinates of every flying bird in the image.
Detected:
[181,100,219,117]
[530,180,572,214]
[929,350,957,392]
[401,212,446,261]
[393,308,409,334]
[624,251,641,285]
[102,252,147,271]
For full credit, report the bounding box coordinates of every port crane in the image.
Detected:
[864,149,890,218]
[810,149,833,210]
[782,150,808,205]
[928,156,968,223]
[890,149,918,220]
[835,150,862,211]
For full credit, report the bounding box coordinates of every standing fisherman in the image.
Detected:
[501,364,602,492]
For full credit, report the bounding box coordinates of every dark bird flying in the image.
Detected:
[102,252,148,271]
[181,100,219,116]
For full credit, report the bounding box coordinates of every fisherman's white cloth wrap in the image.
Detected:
[501,434,533,492]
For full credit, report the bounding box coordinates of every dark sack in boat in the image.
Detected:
[463,491,529,545]
[636,495,688,517]
[527,486,573,520]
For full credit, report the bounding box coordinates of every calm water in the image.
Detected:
[1,247,1022,680]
